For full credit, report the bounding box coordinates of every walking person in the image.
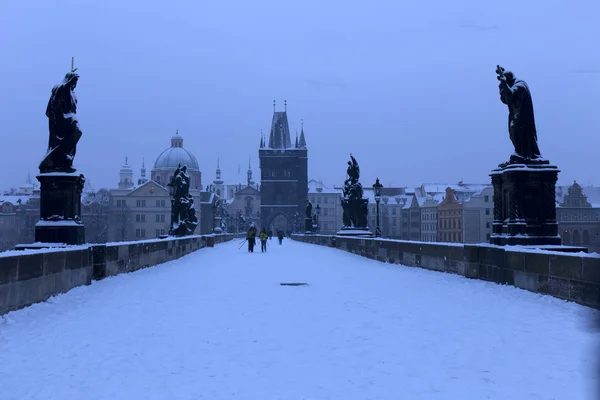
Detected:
[246,223,257,253]
[259,228,268,252]
[277,229,284,245]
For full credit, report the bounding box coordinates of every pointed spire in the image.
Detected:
[299,119,307,149]
[284,99,287,112]
[247,156,253,187]
[295,130,299,148]
[125,156,128,165]
[260,129,264,148]
[214,156,223,184]
[273,100,276,112]
[142,157,145,168]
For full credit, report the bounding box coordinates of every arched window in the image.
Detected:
[573,230,581,244]
[583,230,590,245]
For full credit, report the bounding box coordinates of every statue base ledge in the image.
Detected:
[336,227,373,237]
[490,163,560,175]
[35,224,85,245]
[37,171,82,178]
[490,233,561,247]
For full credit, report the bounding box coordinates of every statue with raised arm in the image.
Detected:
[496,65,542,165]
[40,71,83,173]
[344,155,360,186]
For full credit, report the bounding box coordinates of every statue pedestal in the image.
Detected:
[305,217,314,234]
[35,172,86,245]
[490,162,561,246]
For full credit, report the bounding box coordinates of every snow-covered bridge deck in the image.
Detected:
[0,239,597,399]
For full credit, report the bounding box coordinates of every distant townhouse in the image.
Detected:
[462,186,493,244]
[556,181,600,252]
[420,194,443,242]
[308,180,342,234]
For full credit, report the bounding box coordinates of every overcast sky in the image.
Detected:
[1,0,599,191]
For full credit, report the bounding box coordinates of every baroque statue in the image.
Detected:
[168,164,199,236]
[305,199,314,232]
[40,70,83,173]
[341,155,368,229]
[496,65,543,166]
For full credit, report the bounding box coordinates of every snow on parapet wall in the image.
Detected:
[104,234,211,247]
[0,244,90,258]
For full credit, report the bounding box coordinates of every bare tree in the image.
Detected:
[82,189,111,243]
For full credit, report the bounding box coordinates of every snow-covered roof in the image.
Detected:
[0,196,31,206]
[421,183,489,195]
[308,179,340,194]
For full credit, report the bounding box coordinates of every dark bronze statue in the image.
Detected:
[496,65,542,165]
[168,164,199,236]
[305,200,314,232]
[344,155,360,186]
[341,155,368,229]
[40,71,83,173]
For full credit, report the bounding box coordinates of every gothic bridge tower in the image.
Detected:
[259,101,308,232]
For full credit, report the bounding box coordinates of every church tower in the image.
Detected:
[212,157,225,198]
[137,158,148,186]
[259,100,308,232]
[118,157,134,189]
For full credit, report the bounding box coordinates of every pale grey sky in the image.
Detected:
[1,0,599,191]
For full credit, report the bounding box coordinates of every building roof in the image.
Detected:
[268,111,292,149]
[0,196,30,206]
[556,184,600,208]
[153,131,200,171]
[421,182,489,195]
[308,179,340,194]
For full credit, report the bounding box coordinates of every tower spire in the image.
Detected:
[284,99,287,112]
[299,119,307,149]
[138,156,148,185]
[214,156,223,184]
[273,100,276,112]
[295,129,299,148]
[247,156,253,187]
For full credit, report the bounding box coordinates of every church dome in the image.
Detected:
[153,131,200,171]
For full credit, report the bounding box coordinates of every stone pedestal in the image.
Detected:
[305,217,314,234]
[490,162,561,246]
[35,172,86,245]
[213,216,223,234]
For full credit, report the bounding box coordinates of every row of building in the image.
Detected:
[1,106,598,252]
